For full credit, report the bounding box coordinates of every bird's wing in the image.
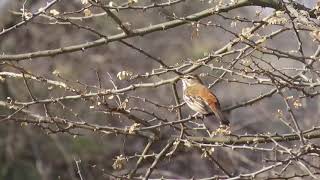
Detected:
[197,85,221,110]
[184,93,210,114]
[197,85,230,125]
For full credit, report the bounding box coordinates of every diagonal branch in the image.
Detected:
[0,0,60,37]
[93,0,132,35]
[2,0,312,62]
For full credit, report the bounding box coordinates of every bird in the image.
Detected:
[181,74,230,127]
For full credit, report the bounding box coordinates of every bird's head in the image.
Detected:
[181,74,202,88]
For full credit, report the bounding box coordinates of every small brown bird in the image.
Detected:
[181,74,230,126]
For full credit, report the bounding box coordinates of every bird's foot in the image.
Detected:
[210,125,231,136]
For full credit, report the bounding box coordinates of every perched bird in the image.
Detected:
[181,74,230,126]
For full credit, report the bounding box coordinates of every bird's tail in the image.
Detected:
[214,109,230,126]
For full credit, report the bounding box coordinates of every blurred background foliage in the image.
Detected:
[0,0,319,179]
